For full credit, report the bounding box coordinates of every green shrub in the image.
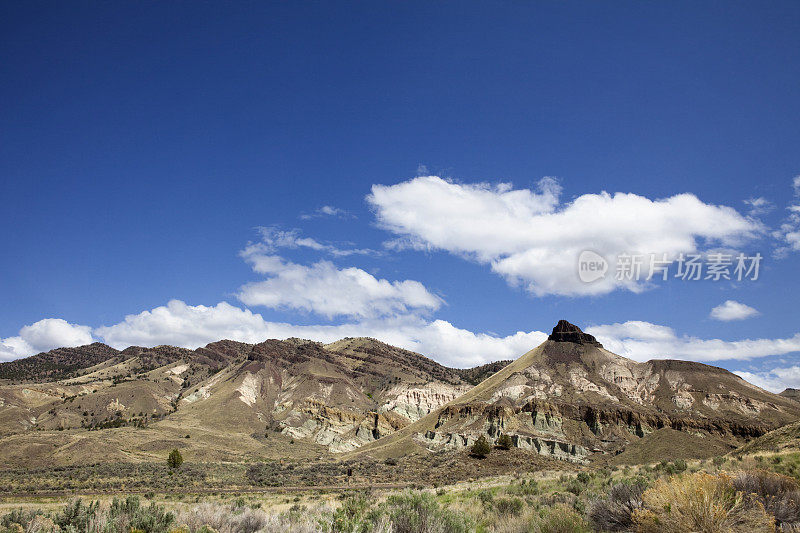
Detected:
[496,434,513,450]
[511,479,540,496]
[10,497,175,533]
[565,480,584,495]
[54,499,101,531]
[493,497,524,517]
[1,508,45,531]
[375,491,472,533]
[470,436,492,459]
[167,449,183,469]
[332,494,369,532]
[107,496,175,533]
[530,505,591,533]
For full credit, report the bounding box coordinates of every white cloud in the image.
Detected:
[744,197,774,216]
[0,336,34,361]
[237,247,442,319]
[95,300,280,350]
[319,206,348,217]
[775,206,800,255]
[734,367,800,393]
[254,226,374,257]
[380,318,547,367]
[367,176,761,296]
[0,319,95,361]
[709,300,760,321]
[299,205,353,220]
[587,320,800,362]
[94,299,545,367]
[772,178,800,256]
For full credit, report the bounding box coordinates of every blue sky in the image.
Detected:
[2,2,800,390]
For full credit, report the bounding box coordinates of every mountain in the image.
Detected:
[780,388,800,402]
[349,321,800,464]
[0,321,797,470]
[169,336,473,453]
[0,336,473,465]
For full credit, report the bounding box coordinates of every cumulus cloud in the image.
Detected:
[94,299,545,367]
[0,319,95,361]
[237,246,443,319]
[367,176,761,296]
[587,320,800,362]
[734,366,800,393]
[709,300,760,321]
[95,300,280,349]
[794,176,800,197]
[0,336,34,361]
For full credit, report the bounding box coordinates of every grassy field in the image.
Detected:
[3,450,800,532]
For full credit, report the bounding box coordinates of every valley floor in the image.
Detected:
[2,451,800,532]
[0,447,577,496]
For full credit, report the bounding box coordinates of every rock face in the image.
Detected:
[381,383,471,422]
[0,335,476,454]
[547,320,602,346]
[353,320,800,465]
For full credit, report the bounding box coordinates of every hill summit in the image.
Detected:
[547,319,602,346]
[351,320,800,465]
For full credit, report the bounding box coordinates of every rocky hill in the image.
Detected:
[0,335,474,464]
[0,321,797,469]
[780,388,800,402]
[349,321,800,465]
[0,343,121,382]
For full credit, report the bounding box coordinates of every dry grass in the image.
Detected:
[633,472,775,532]
[174,502,329,533]
[732,470,800,531]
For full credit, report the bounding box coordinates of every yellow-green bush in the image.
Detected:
[633,472,774,532]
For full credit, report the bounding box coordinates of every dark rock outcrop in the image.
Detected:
[547,320,602,346]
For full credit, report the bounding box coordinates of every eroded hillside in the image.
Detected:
[1,322,797,471]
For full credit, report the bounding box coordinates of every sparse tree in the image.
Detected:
[167,448,183,469]
[470,435,492,459]
[496,434,513,450]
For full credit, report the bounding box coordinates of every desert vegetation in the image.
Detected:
[3,451,800,532]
